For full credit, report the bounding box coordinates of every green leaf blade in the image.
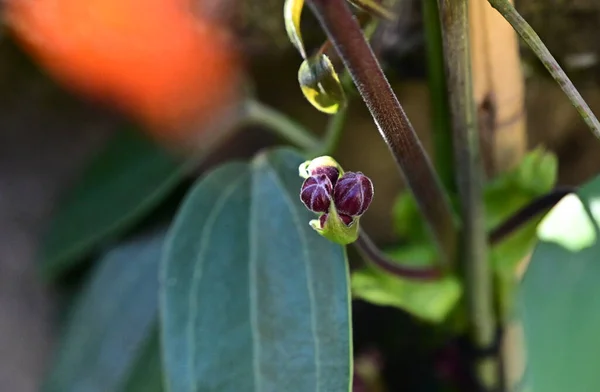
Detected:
[43,229,165,392]
[160,162,252,392]
[252,149,352,391]
[160,148,352,392]
[123,331,164,392]
[519,175,600,392]
[41,129,188,278]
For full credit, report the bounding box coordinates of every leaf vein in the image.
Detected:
[262,158,321,391]
[186,173,248,392]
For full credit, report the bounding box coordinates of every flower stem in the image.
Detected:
[423,0,455,192]
[354,230,441,280]
[489,187,574,245]
[306,0,458,269]
[315,103,349,156]
[487,0,600,139]
[243,100,320,152]
[314,19,381,157]
[437,0,498,389]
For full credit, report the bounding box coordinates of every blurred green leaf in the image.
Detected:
[392,147,557,244]
[486,147,557,316]
[160,148,352,391]
[122,330,164,392]
[536,193,595,251]
[484,147,557,231]
[299,53,347,114]
[43,229,165,392]
[519,174,600,392]
[390,148,557,319]
[391,191,430,244]
[41,129,189,279]
[352,245,462,323]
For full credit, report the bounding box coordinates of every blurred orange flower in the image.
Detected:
[5,0,243,144]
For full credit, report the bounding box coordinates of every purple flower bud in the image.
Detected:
[311,166,340,187]
[333,172,374,217]
[319,213,353,228]
[300,174,333,213]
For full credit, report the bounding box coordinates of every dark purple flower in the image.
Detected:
[333,172,374,216]
[300,174,333,213]
[311,166,340,187]
[319,213,353,228]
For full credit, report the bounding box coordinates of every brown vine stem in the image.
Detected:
[487,0,600,140]
[306,0,458,269]
[489,187,574,244]
[354,188,574,284]
[354,230,442,280]
[437,0,498,389]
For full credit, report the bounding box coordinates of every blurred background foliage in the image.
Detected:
[1,0,600,390]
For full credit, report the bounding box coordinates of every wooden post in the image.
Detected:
[470,0,526,176]
[470,1,527,390]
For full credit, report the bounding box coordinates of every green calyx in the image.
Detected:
[310,206,359,245]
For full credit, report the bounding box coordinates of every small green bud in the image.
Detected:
[298,54,347,114]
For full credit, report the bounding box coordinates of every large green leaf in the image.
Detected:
[160,148,352,392]
[43,229,165,392]
[487,148,557,317]
[519,174,600,392]
[123,330,164,392]
[41,129,189,278]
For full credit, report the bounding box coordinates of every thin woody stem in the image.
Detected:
[306,0,458,269]
[244,100,320,151]
[354,230,441,280]
[423,0,455,192]
[488,0,600,139]
[437,0,497,389]
[356,188,575,283]
[489,187,574,244]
